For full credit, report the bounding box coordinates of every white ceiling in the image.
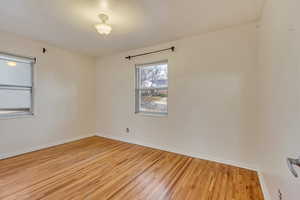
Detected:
[0,0,264,57]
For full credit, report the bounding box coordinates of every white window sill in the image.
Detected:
[135,112,168,118]
[0,112,34,120]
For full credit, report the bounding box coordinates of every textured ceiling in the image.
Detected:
[0,0,264,56]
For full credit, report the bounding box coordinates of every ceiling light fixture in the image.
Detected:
[94,14,112,35]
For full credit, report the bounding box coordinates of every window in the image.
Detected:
[0,52,35,118]
[135,61,168,115]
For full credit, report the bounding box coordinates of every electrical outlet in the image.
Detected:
[126,128,130,133]
[278,189,282,200]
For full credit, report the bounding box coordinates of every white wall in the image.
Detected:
[96,23,259,169]
[0,32,96,159]
[258,0,300,199]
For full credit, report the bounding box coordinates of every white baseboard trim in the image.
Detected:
[95,133,258,171]
[0,133,96,160]
[258,172,271,200]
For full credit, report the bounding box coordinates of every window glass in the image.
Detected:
[136,61,168,115]
[0,53,35,118]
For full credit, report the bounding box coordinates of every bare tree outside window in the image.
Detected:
[135,61,168,115]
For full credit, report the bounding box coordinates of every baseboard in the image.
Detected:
[0,133,96,160]
[95,133,258,171]
[258,172,271,200]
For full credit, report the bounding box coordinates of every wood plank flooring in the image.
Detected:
[0,136,264,200]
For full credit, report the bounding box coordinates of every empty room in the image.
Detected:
[0,0,299,199]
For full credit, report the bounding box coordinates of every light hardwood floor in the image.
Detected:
[0,136,264,200]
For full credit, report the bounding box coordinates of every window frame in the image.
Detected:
[0,52,36,119]
[135,60,168,116]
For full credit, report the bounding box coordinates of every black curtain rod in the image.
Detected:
[125,46,175,60]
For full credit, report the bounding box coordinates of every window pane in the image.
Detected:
[139,89,168,113]
[0,89,31,109]
[0,59,32,86]
[139,63,168,89]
